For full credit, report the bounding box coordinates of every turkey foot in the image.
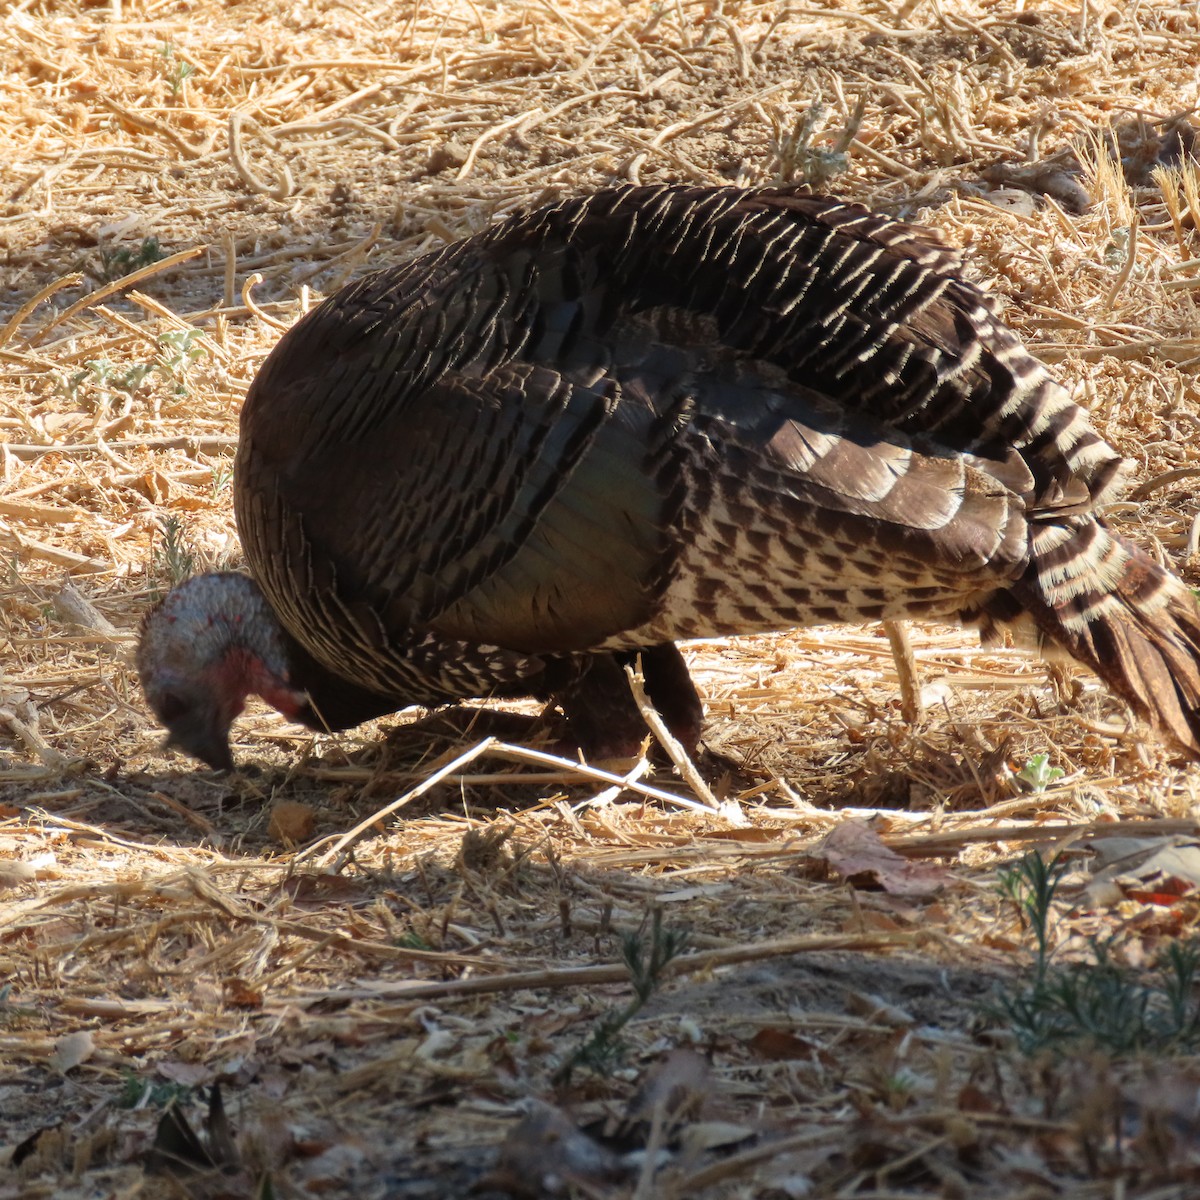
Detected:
[553,645,703,760]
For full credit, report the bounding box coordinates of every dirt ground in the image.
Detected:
[5,0,1200,1196]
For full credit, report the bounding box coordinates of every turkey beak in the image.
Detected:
[163,715,236,772]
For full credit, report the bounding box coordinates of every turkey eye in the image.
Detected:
[157,693,189,723]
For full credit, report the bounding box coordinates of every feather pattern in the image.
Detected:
[210,182,1200,756]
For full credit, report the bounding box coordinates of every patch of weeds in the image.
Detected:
[160,42,196,98]
[52,327,205,410]
[553,909,688,1086]
[98,236,163,282]
[877,1067,923,1111]
[1018,752,1065,792]
[210,460,235,497]
[769,92,865,187]
[118,362,157,394]
[988,851,1200,1055]
[396,931,433,951]
[152,515,197,589]
[56,357,156,403]
[56,358,110,400]
[116,1070,192,1110]
[157,328,206,394]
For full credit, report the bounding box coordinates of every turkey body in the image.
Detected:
[145,184,1200,766]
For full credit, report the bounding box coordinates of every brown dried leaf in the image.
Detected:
[748,1027,822,1062]
[1123,843,1200,888]
[157,1060,216,1087]
[817,819,953,896]
[677,1120,758,1155]
[1085,839,1200,908]
[223,977,264,1008]
[268,800,316,844]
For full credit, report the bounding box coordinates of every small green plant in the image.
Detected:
[56,358,157,402]
[156,328,206,394]
[553,910,688,1085]
[157,328,203,365]
[989,851,1200,1055]
[210,461,234,496]
[153,515,197,587]
[396,931,433,951]
[160,42,196,98]
[116,1070,192,1110]
[877,1067,922,1110]
[1018,753,1065,792]
[98,236,164,282]
[117,362,157,394]
[998,850,1064,989]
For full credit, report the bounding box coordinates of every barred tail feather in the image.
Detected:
[1010,519,1200,757]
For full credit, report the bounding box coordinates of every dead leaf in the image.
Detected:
[957,1083,999,1115]
[842,909,905,932]
[817,819,953,895]
[1086,837,1172,870]
[223,978,264,1008]
[1084,839,1200,908]
[130,470,172,504]
[678,1120,758,1155]
[748,1027,822,1062]
[157,1060,215,1087]
[49,1030,94,1073]
[148,1104,213,1173]
[10,1124,64,1170]
[1125,844,1200,888]
[268,800,316,844]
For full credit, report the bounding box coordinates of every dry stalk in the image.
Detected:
[624,661,719,812]
[26,247,206,346]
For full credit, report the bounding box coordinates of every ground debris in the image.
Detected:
[4,2,1200,1199]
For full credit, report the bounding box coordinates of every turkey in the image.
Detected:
[138,183,1200,771]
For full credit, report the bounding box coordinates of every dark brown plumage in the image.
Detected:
[137,183,1200,770]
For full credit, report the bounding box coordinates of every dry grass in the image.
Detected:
[4,0,1200,1196]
